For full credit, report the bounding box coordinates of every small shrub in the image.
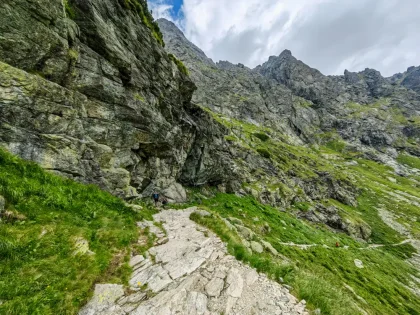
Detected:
[326,139,346,153]
[68,49,79,61]
[253,132,270,142]
[257,148,271,159]
[224,135,237,142]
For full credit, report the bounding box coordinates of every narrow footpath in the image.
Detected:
[80,207,309,315]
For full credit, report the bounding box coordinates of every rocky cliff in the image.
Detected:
[0,0,238,202]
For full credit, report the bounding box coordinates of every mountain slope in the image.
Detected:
[158,17,420,221]
[0,4,420,314]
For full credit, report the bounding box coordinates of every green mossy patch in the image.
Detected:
[64,0,76,19]
[253,132,270,142]
[168,54,189,75]
[256,148,271,159]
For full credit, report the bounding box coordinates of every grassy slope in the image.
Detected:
[190,192,419,315]
[0,149,155,315]
[186,108,420,315]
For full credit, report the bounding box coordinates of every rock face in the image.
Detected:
[158,19,316,144]
[389,66,420,95]
[302,204,371,241]
[0,0,236,200]
[80,208,309,314]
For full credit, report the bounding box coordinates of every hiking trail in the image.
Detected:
[80,207,309,315]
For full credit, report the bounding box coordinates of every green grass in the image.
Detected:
[256,147,271,159]
[0,149,148,315]
[326,139,346,153]
[64,0,76,19]
[121,0,165,46]
[190,192,420,315]
[397,153,420,170]
[168,54,189,76]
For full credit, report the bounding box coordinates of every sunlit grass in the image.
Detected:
[0,149,144,314]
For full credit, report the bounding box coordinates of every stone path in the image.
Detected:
[79,207,308,315]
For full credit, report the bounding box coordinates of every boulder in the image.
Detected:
[229,217,244,225]
[193,210,211,218]
[354,259,364,269]
[236,225,255,241]
[162,182,187,203]
[261,240,278,255]
[250,241,264,254]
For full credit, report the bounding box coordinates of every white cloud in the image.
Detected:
[148,0,174,21]
[150,0,420,76]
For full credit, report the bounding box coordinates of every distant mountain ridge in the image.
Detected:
[158,18,420,156]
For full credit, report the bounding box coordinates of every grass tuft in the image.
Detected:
[168,54,189,75]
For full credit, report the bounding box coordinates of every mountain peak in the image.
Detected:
[157,18,186,38]
[279,49,293,57]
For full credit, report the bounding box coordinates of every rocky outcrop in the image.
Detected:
[80,208,309,314]
[257,51,420,150]
[389,66,420,96]
[0,0,236,200]
[302,204,371,241]
[158,19,317,144]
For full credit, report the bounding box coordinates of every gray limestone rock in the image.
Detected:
[236,225,255,241]
[303,204,371,240]
[261,240,279,255]
[79,284,125,315]
[205,277,225,297]
[354,259,364,269]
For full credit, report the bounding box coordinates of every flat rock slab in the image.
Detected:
[79,284,125,315]
[80,208,308,315]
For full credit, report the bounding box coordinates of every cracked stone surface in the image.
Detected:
[80,208,308,314]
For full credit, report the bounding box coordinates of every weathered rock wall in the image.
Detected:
[0,0,236,200]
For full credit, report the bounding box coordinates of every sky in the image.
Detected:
[148,0,420,76]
